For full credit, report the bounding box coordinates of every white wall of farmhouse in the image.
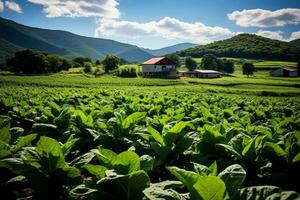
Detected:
[141,64,175,72]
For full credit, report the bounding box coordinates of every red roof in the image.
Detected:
[142,57,175,65]
[282,67,298,72]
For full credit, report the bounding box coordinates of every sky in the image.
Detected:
[0,0,300,49]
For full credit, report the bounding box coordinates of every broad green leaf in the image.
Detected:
[111,151,140,174]
[31,123,58,137]
[12,134,38,152]
[140,155,154,172]
[61,135,79,157]
[0,119,10,144]
[147,125,164,145]
[216,144,241,159]
[123,112,146,129]
[92,148,117,165]
[209,161,218,176]
[218,164,246,197]
[26,136,65,174]
[84,164,107,179]
[264,142,287,158]
[242,136,258,158]
[170,121,190,134]
[238,186,299,200]
[167,166,201,199]
[143,181,184,200]
[0,140,11,158]
[97,170,150,200]
[193,176,226,200]
[292,152,300,163]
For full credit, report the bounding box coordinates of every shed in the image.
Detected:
[178,69,221,78]
[141,57,176,77]
[271,67,298,77]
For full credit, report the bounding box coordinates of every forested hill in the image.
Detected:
[0,17,153,63]
[177,34,300,61]
[290,39,300,46]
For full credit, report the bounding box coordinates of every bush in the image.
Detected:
[102,55,120,73]
[94,67,105,77]
[201,54,218,70]
[118,67,137,77]
[83,62,93,73]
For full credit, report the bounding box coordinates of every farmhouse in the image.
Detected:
[178,69,221,78]
[271,67,298,77]
[141,57,177,77]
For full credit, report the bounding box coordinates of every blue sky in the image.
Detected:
[0,0,300,49]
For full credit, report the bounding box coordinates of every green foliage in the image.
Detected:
[242,62,255,76]
[200,54,218,70]
[118,66,137,77]
[0,84,299,199]
[6,49,72,74]
[73,57,92,66]
[83,62,93,73]
[166,54,181,68]
[185,56,198,71]
[102,55,120,73]
[178,34,300,61]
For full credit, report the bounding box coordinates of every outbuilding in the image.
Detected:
[141,57,177,77]
[178,69,221,78]
[271,67,298,77]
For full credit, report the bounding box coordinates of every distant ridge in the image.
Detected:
[176,34,300,61]
[0,17,153,64]
[142,43,197,56]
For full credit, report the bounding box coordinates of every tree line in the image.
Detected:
[5,49,129,75]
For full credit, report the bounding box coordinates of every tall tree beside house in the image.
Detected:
[102,55,120,73]
[185,56,197,71]
[242,63,255,77]
[200,54,218,70]
[166,54,181,68]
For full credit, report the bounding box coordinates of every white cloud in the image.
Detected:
[289,31,300,41]
[0,1,4,12]
[95,17,234,44]
[27,0,120,19]
[254,30,300,42]
[255,30,284,40]
[5,1,22,13]
[228,8,300,27]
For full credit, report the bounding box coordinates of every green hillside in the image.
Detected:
[290,39,300,46]
[177,34,300,61]
[0,17,153,63]
[0,38,23,66]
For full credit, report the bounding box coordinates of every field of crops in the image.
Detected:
[0,81,300,200]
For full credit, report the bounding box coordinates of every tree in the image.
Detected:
[219,59,235,74]
[73,57,92,66]
[61,59,73,70]
[7,49,49,74]
[83,62,93,73]
[185,56,197,71]
[102,55,120,73]
[95,60,101,65]
[166,54,181,68]
[200,54,218,70]
[242,63,254,77]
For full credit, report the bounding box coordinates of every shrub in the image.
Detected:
[118,67,137,77]
[83,62,93,73]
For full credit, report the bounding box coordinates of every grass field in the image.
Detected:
[0,72,299,96]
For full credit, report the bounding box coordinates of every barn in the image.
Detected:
[141,57,177,77]
[271,67,298,77]
[178,69,221,78]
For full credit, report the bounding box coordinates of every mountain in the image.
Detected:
[0,17,153,64]
[177,34,300,61]
[142,43,197,56]
[290,39,300,46]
